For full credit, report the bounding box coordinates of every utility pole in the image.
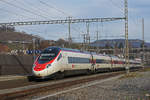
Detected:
[96,30,99,53]
[86,22,90,50]
[142,18,145,67]
[82,34,86,50]
[96,31,99,42]
[33,38,36,62]
[68,16,72,45]
[5,25,7,32]
[23,41,25,50]
[124,0,129,73]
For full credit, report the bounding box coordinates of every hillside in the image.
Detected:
[0,31,43,42]
[90,39,150,48]
[0,25,44,42]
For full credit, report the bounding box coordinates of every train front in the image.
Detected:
[32,47,61,79]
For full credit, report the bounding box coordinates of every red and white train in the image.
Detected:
[32,46,141,79]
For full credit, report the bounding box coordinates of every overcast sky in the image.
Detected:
[0,0,149,42]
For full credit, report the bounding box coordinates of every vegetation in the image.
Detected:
[0,44,10,53]
[119,67,150,79]
[0,25,44,52]
[0,25,15,32]
[119,72,143,79]
[31,39,82,50]
[0,25,84,52]
[141,67,150,72]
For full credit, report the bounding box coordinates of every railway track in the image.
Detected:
[0,67,147,100]
[0,71,125,100]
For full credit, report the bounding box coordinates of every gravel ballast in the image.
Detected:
[40,71,150,100]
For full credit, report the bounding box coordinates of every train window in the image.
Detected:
[38,48,60,64]
[123,62,125,64]
[57,53,62,61]
[96,59,109,64]
[104,60,110,64]
[96,59,104,63]
[68,57,90,63]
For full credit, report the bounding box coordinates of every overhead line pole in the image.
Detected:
[124,0,129,73]
[142,18,145,67]
[96,30,99,53]
[68,17,72,44]
[86,22,90,50]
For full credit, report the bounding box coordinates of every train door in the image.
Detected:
[90,54,96,72]
[110,57,113,69]
[59,52,66,72]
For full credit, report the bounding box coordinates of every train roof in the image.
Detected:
[45,46,91,54]
[45,46,123,59]
[46,47,116,57]
[62,48,81,52]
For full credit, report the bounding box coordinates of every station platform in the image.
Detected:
[0,75,27,81]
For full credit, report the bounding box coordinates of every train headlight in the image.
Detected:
[33,64,36,67]
[46,64,51,68]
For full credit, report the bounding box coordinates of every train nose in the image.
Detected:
[32,64,45,76]
[32,63,52,77]
[33,64,46,71]
[32,69,45,77]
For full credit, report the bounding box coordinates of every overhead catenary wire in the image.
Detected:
[108,0,124,14]
[38,0,72,17]
[0,8,40,22]
[34,0,68,20]
[0,0,126,42]
[108,0,140,40]
[0,0,51,20]
[37,0,86,40]
[37,1,85,31]
[14,0,56,19]
[0,1,42,22]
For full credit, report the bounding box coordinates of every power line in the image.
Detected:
[0,1,44,22]
[37,0,94,41]
[38,0,72,17]
[108,0,124,14]
[0,0,51,20]
[15,0,55,19]
[0,0,127,44]
[108,0,140,44]
[37,0,85,40]
[0,8,39,21]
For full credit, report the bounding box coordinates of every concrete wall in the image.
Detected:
[0,54,34,75]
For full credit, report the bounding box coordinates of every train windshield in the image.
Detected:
[38,48,60,64]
